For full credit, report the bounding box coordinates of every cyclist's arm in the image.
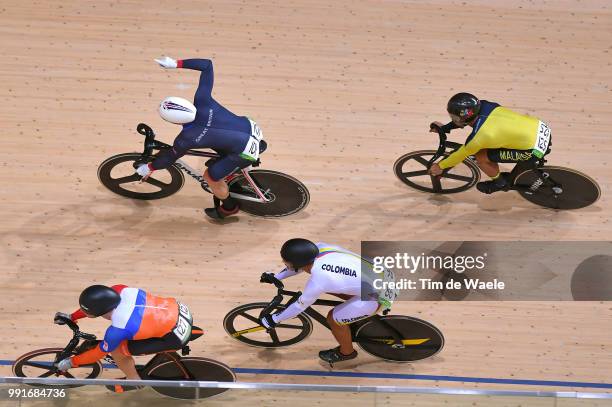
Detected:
[438,132,483,169]
[272,278,324,323]
[178,58,213,107]
[70,309,87,321]
[275,268,302,280]
[71,326,130,367]
[150,131,191,170]
[440,121,459,134]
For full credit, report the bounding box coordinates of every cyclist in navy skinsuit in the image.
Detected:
[137,56,263,219]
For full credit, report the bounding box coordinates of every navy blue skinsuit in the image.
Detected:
[151,59,253,181]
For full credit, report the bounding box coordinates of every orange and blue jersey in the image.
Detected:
[71,285,179,366]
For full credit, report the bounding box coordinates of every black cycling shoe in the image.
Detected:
[205,196,240,220]
[476,175,509,194]
[204,204,240,219]
[318,346,358,365]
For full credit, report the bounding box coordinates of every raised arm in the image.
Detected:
[178,58,214,106]
[154,56,214,106]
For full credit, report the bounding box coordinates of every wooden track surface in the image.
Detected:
[0,0,611,400]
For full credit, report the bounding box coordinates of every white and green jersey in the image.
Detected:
[272,243,397,324]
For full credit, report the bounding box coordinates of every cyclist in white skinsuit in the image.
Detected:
[260,239,395,364]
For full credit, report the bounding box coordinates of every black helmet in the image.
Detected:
[447,92,481,126]
[280,238,319,269]
[79,285,121,317]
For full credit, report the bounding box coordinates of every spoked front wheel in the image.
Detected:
[146,357,236,400]
[353,316,444,362]
[98,153,185,200]
[12,348,102,388]
[394,150,480,193]
[228,170,310,217]
[513,166,600,210]
[223,303,313,347]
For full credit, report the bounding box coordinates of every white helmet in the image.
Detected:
[159,96,196,124]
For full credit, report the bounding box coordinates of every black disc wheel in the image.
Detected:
[223,303,313,348]
[514,166,600,210]
[228,170,309,217]
[394,150,480,193]
[353,316,444,362]
[98,153,184,200]
[12,348,102,388]
[147,357,236,400]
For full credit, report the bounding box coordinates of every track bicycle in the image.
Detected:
[393,127,600,209]
[98,123,310,217]
[12,315,235,400]
[223,276,444,365]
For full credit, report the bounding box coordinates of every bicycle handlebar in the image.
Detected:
[259,275,298,321]
[270,275,285,290]
[137,123,158,157]
[427,124,448,169]
[55,315,97,342]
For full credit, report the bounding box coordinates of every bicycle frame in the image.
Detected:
[428,126,463,168]
[51,316,196,379]
[54,318,97,364]
[260,278,407,348]
[136,123,271,203]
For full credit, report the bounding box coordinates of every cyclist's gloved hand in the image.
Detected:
[54,312,71,325]
[429,122,444,133]
[56,357,73,372]
[136,163,154,180]
[260,272,276,284]
[154,56,178,69]
[260,314,277,329]
[428,163,443,177]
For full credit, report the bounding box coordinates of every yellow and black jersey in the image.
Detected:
[438,101,550,169]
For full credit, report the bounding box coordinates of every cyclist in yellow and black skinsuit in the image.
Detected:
[428,93,552,194]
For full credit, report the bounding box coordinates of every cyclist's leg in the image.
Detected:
[204,154,253,217]
[507,140,552,183]
[474,149,500,178]
[106,334,185,393]
[475,148,529,193]
[508,156,539,183]
[109,341,142,380]
[127,331,185,356]
[110,331,187,377]
[326,297,379,355]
